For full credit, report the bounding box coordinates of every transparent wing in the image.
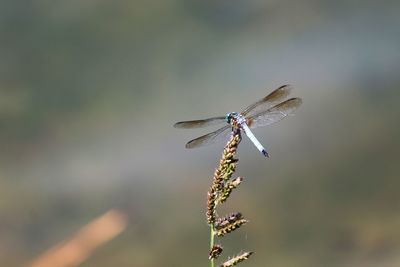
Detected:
[185,125,231,148]
[174,116,226,129]
[247,98,302,128]
[175,85,292,128]
[241,85,293,118]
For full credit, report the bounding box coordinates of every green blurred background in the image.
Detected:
[1,0,400,266]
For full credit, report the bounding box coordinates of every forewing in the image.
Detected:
[174,116,226,129]
[241,85,293,117]
[247,98,302,128]
[185,125,231,148]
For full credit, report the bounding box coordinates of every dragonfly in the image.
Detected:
[174,85,302,157]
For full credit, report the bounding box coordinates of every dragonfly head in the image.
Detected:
[226,112,238,126]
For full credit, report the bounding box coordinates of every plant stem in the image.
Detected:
[210,227,215,267]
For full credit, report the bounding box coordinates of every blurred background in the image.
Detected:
[1,0,400,266]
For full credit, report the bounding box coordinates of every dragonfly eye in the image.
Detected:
[226,112,238,124]
[225,113,231,123]
[226,112,237,124]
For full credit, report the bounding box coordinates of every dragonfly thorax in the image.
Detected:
[226,112,246,129]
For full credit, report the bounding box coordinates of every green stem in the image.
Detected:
[210,227,215,267]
